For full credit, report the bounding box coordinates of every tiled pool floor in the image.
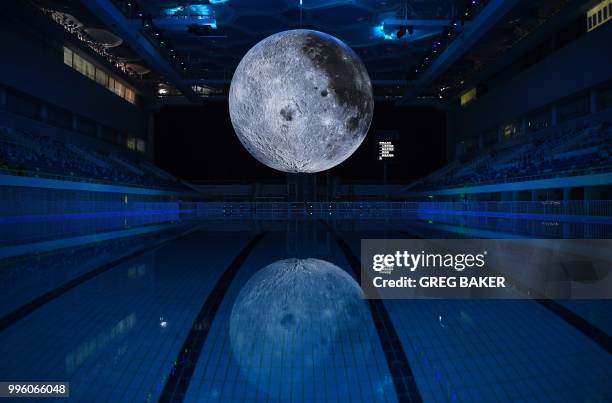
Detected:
[0,219,610,402]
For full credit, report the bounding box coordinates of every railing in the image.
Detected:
[0,166,189,192]
[415,164,612,191]
[413,200,612,217]
[192,201,612,218]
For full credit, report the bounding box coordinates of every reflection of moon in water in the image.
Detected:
[229,30,374,173]
[229,258,367,396]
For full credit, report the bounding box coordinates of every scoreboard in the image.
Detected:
[375,130,399,161]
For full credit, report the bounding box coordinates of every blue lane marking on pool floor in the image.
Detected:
[328,223,423,403]
[0,225,198,332]
[159,233,266,403]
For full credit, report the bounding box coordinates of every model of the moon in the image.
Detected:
[229,258,368,395]
[229,30,374,173]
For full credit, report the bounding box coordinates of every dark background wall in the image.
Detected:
[452,21,612,142]
[154,101,447,182]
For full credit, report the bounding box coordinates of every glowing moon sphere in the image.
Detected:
[229,258,367,395]
[229,30,374,173]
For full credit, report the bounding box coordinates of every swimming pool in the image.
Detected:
[0,216,610,402]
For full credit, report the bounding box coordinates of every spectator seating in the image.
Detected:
[0,126,190,191]
[414,121,612,190]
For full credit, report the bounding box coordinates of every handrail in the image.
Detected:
[415,165,612,191]
[0,166,189,192]
[193,200,612,218]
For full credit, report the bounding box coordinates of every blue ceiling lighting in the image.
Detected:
[159,4,217,29]
[185,4,214,17]
[373,24,396,41]
[291,0,356,10]
[163,6,183,16]
[373,20,443,42]
[103,0,499,99]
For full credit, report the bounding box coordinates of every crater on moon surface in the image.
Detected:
[229,30,374,173]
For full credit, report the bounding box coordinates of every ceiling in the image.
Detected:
[135,0,460,78]
[110,0,479,98]
[30,0,591,103]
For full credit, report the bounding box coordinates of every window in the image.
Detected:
[501,121,519,140]
[587,0,612,31]
[460,88,477,107]
[126,136,136,150]
[526,107,551,133]
[72,52,83,73]
[95,69,109,87]
[63,46,136,104]
[124,88,135,104]
[72,53,95,80]
[136,139,146,153]
[109,77,125,98]
[63,47,73,66]
[85,61,95,80]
